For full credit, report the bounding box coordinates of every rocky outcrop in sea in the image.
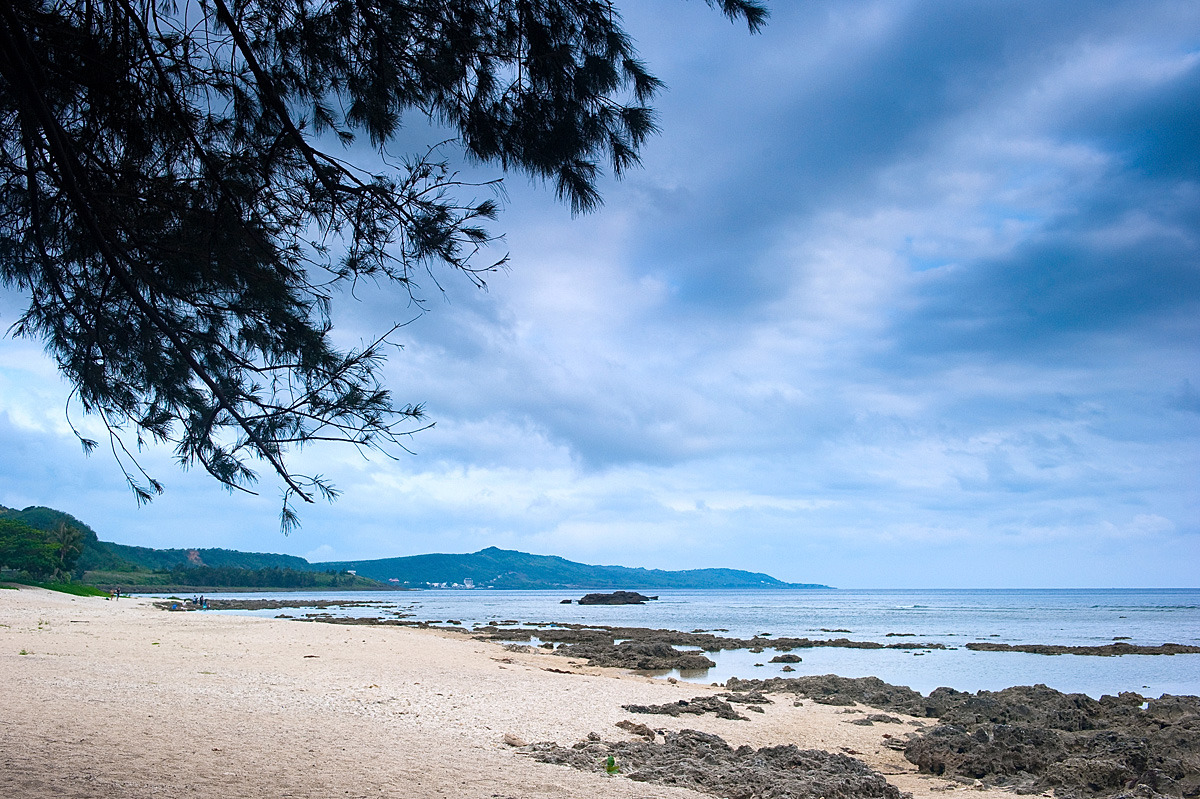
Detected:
[577,591,659,605]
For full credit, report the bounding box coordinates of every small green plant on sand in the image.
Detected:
[19,649,30,655]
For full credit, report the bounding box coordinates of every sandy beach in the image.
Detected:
[1,586,1018,799]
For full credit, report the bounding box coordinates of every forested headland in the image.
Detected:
[0,505,378,592]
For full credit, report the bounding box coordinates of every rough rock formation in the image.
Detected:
[471,621,945,655]
[720,691,774,705]
[623,696,750,721]
[577,591,658,605]
[964,642,1200,656]
[726,675,932,714]
[615,720,656,739]
[526,728,904,799]
[726,675,1200,799]
[904,687,1200,798]
[555,640,716,671]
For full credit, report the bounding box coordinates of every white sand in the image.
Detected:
[1,586,1017,798]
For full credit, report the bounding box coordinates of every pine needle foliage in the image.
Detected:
[0,0,766,529]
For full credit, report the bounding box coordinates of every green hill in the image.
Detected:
[99,542,312,572]
[2,505,327,581]
[0,505,135,572]
[2,505,830,590]
[317,546,830,589]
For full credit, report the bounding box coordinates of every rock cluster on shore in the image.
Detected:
[567,640,717,671]
[471,622,945,671]
[622,696,751,721]
[725,676,1200,799]
[526,728,904,799]
[726,675,932,714]
[906,687,1200,799]
[192,604,1198,661]
[964,641,1200,656]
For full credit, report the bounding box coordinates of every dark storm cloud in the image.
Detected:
[889,213,1200,367]
[622,0,1139,314]
[878,37,1200,372]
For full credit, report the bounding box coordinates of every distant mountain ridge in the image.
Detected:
[315,546,831,589]
[1,505,830,589]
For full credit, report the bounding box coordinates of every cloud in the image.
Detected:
[0,0,1196,587]
[305,544,337,562]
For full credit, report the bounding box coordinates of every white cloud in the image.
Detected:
[0,0,1196,588]
[305,544,338,562]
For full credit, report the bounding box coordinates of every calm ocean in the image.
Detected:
[192,588,1200,699]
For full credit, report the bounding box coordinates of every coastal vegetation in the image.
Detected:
[0,504,376,591]
[0,517,66,578]
[0,509,84,580]
[80,565,381,592]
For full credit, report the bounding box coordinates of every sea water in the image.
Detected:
[180,588,1200,698]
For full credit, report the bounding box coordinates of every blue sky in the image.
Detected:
[2,0,1198,587]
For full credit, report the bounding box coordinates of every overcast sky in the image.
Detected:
[2,0,1198,588]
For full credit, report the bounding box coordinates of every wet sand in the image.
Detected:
[1,586,1015,799]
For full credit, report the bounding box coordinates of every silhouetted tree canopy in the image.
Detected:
[0,0,766,528]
